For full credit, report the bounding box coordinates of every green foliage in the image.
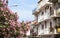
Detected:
[0,10,3,15]
[0,2,3,7]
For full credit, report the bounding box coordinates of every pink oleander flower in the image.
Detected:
[1,7,3,11]
[7,28,10,31]
[9,20,15,26]
[5,18,8,20]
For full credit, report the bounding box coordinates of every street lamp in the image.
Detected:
[8,5,18,7]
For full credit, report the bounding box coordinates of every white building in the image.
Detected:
[30,20,38,36]
[33,0,60,38]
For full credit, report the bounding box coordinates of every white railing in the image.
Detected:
[38,12,50,22]
[38,29,44,35]
[44,28,50,34]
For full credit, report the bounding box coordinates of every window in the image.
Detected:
[46,6,49,9]
[45,6,49,12]
[56,3,60,9]
[41,24,44,29]
[50,7,54,15]
[50,21,54,32]
[45,21,47,28]
[50,22,52,27]
[58,18,60,23]
[41,11,44,15]
[58,3,60,8]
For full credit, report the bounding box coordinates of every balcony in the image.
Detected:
[50,8,60,17]
[44,28,50,34]
[38,12,50,22]
[37,1,52,14]
[33,8,40,16]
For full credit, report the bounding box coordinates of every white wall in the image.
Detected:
[38,20,51,35]
[38,24,44,35]
[38,22,45,35]
[44,20,50,34]
[38,9,50,22]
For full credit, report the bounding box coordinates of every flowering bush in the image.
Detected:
[0,0,30,38]
[0,8,30,38]
[20,21,28,37]
[0,8,20,38]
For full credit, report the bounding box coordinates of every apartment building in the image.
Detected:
[33,0,60,38]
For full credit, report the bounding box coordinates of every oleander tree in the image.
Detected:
[0,9,20,38]
[0,9,30,38]
[0,0,30,38]
[20,21,30,37]
[20,21,27,37]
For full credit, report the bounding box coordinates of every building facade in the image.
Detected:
[33,0,60,38]
[31,20,38,36]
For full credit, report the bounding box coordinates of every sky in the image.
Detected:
[8,0,38,22]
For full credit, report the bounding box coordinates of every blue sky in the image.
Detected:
[8,0,38,22]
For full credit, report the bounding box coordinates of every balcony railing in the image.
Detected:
[50,9,60,17]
